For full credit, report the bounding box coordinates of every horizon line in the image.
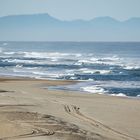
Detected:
[0,41,140,43]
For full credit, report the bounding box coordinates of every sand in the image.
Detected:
[0,77,140,140]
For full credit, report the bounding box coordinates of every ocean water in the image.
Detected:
[0,42,140,97]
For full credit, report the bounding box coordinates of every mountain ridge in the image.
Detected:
[0,13,140,22]
[0,13,140,41]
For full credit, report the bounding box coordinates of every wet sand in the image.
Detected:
[0,77,140,140]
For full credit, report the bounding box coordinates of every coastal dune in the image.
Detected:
[0,78,140,140]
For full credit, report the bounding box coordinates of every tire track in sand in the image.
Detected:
[64,104,139,140]
[1,128,54,140]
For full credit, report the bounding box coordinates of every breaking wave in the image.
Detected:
[0,42,140,97]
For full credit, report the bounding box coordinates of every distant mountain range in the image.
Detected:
[0,13,140,41]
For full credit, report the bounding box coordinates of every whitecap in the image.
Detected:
[16,64,23,68]
[69,76,77,80]
[32,71,46,75]
[23,52,80,59]
[81,86,107,94]
[124,65,140,70]
[79,68,112,74]
[51,58,58,62]
[4,52,15,55]
[76,56,123,66]
[111,93,126,97]
[87,79,94,81]
[2,59,35,64]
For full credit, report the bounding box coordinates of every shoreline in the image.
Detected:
[1,75,140,101]
[0,76,140,140]
[1,75,139,99]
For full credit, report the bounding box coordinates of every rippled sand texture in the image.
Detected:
[0,78,140,140]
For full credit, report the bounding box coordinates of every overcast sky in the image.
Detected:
[0,0,140,20]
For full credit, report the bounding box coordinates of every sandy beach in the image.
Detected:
[0,77,140,140]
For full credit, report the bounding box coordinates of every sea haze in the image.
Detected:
[0,42,140,97]
[0,14,140,41]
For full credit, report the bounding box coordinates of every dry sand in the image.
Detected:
[0,77,140,140]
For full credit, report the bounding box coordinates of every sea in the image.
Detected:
[0,42,140,97]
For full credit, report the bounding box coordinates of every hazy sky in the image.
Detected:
[0,0,140,20]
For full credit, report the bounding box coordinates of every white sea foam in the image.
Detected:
[76,56,123,66]
[4,52,16,55]
[111,93,126,97]
[80,68,112,74]
[25,67,38,70]
[124,65,140,70]
[32,71,47,75]
[95,81,140,88]
[23,52,81,59]
[87,79,94,81]
[2,59,35,64]
[15,64,23,68]
[99,70,112,74]
[69,76,77,80]
[77,59,95,64]
[32,71,74,78]
[51,58,59,62]
[79,85,128,97]
[2,58,57,65]
[81,86,107,94]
